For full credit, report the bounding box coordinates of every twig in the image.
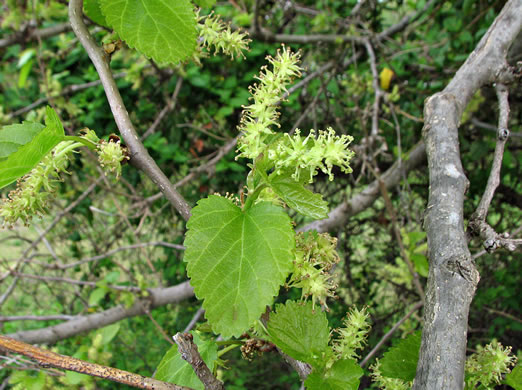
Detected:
[141,77,184,141]
[469,83,521,252]
[68,0,192,221]
[360,301,423,367]
[173,332,224,390]
[183,308,205,333]
[363,39,382,137]
[0,22,72,49]
[0,336,191,390]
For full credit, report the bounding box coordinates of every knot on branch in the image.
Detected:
[498,127,510,140]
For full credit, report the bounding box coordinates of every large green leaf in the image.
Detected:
[184,195,294,338]
[0,107,64,189]
[269,172,328,219]
[100,0,197,65]
[267,300,331,369]
[0,122,44,159]
[305,359,363,390]
[380,331,422,381]
[155,332,218,390]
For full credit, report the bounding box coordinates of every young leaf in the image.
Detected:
[304,359,363,390]
[0,107,64,189]
[380,331,422,381]
[269,173,328,219]
[184,195,294,338]
[267,300,330,368]
[155,332,218,390]
[504,362,522,390]
[0,122,44,159]
[100,0,197,65]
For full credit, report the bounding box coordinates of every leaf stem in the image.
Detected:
[63,135,98,150]
[243,183,267,211]
[217,343,240,358]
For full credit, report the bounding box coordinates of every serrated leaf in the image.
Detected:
[184,195,294,338]
[305,359,363,390]
[505,362,522,389]
[193,0,216,7]
[84,0,109,27]
[0,122,44,159]
[155,332,218,390]
[100,0,197,65]
[0,107,64,189]
[269,173,328,219]
[267,301,330,368]
[380,331,421,381]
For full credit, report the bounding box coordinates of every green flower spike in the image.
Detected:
[0,140,80,226]
[197,11,251,60]
[332,307,371,360]
[465,340,516,388]
[237,46,302,160]
[287,231,341,310]
[97,138,129,178]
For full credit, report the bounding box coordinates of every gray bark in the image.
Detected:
[413,1,522,388]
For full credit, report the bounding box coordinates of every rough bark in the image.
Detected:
[413,1,522,388]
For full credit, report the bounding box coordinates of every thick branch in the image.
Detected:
[413,1,522,388]
[0,336,191,390]
[68,0,192,221]
[8,282,194,345]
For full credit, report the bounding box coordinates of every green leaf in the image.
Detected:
[505,362,522,389]
[88,287,107,307]
[305,359,363,390]
[0,107,64,189]
[193,0,216,7]
[100,0,197,65]
[380,331,422,381]
[184,195,294,338]
[0,122,44,159]
[269,173,328,219]
[155,332,218,390]
[267,301,330,368]
[84,0,109,27]
[100,323,120,344]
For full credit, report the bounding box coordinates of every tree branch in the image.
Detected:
[8,281,194,345]
[173,333,224,390]
[68,0,192,221]
[413,1,522,388]
[0,336,191,390]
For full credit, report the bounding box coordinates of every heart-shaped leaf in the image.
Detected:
[184,195,294,338]
[100,0,197,65]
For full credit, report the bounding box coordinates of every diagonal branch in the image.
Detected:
[0,335,191,390]
[68,0,192,221]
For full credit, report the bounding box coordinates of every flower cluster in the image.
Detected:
[0,140,79,226]
[197,11,251,60]
[97,137,129,178]
[465,340,516,388]
[370,361,410,390]
[237,46,302,160]
[287,231,340,310]
[332,307,371,360]
[269,128,355,182]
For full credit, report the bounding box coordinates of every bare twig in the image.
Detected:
[173,332,224,390]
[0,336,191,390]
[0,315,76,322]
[360,301,423,367]
[183,308,205,333]
[469,83,521,252]
[363,39,382,137]
[68,0,192,221]
[0,22,72,49]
